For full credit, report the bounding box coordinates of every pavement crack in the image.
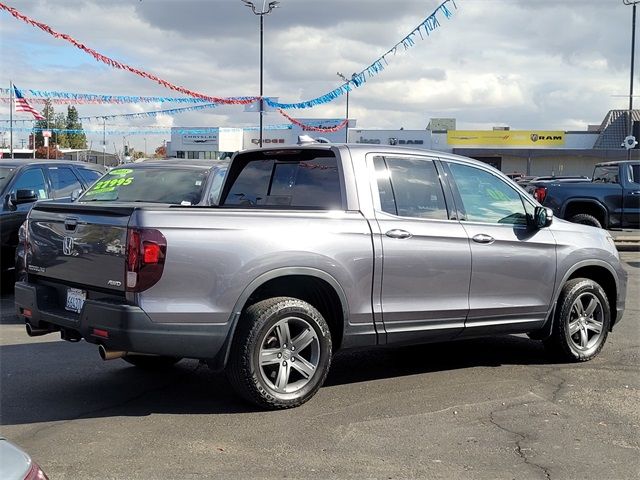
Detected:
[488,405,552,480]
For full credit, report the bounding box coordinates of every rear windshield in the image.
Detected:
[80,167,209,204]
[592,166,619,184]
[0,166,16,192]
[221,150,343,209]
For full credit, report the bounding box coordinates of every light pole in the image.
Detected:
[241,0,280,148]
[624,0,639,157]
[336,72,356,143]
[144,137,147,157]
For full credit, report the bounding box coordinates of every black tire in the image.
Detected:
[226,296,332,410]
[122,355,182,370]
[544,278,610,362]
[568,213,603,228]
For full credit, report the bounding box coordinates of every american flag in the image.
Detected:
[13,86,45,120]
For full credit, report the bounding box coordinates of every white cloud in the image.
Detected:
[0,0,637,152]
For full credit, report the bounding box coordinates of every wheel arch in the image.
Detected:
[561,199,608,227]
[556,260,618,327]
[214,267,348,370]
[532,260,619,340]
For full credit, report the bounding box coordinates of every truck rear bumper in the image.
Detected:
[14,281,230,360]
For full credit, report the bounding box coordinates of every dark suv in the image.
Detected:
[1,159,105,279]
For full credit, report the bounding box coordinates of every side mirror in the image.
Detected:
[70,188,84,201]
[532,206,553,229]
[12,189,39,205]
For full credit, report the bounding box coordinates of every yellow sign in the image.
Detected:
[447,130,565,147]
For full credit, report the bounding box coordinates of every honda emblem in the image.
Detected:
[63,236,74,256]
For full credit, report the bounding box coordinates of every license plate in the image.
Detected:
[65,288,86,313]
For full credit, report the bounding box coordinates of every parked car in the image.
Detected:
[0,437,49,480]
[14,159,228,282]
[529,161,640,228]
[0,160,105,280]
[15,145,627,409]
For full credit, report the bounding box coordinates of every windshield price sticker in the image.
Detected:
[87,175,134,195]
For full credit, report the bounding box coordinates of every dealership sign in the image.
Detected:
[447,130,565,147]
[356,136,424,145]
[182,134,218,145]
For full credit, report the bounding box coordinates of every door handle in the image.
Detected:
[385,229,412,239]
[472,233,494,244]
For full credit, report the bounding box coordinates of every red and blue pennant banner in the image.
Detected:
[266,0,457,109]
[0,89,212,104]
[0,125,295,135]
[0,2,257,105]
[277,110,348,132]
[0,0,457,110]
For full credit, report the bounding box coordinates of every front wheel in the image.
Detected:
[568,213,602,228]
[544,278,610,362]
[227,297,332,409]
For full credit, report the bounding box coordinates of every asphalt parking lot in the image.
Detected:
[1,252,638,480]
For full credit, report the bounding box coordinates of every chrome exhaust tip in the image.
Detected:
[25,324,51,337]
[98,345,128,361]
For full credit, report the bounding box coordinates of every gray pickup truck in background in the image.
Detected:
[15,144,627,409]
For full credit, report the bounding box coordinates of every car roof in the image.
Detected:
[595,160,640,166]
[0,159,103,169]
[120,159,228,169]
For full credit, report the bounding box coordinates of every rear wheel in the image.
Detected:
[544,278,610,362]
[227,297,332,409]
[122,355,182,370]
[568,213,602,228]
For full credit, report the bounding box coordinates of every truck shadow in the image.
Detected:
[0,334,552,426]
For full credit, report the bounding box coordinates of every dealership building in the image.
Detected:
[167,110,639,176]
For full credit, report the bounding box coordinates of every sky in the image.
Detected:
[0,0,637,154]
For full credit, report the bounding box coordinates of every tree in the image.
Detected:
[65,106,87,149]
[154,145,167,158]
[34,145,63,159]
[53,112,68,148]
[33,99,54,148]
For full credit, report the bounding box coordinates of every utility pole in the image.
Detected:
[9,81,13,158]
[336,72,356,143]
[241,0,280,148]
[624,0,639,158]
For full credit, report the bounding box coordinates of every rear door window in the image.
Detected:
[76,168,103,186]
[373,156,448,220]
[222,152,342,209]
[48,166,83,199]
[593,166,620,184]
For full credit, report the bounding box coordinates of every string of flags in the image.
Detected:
[0,0,457,111]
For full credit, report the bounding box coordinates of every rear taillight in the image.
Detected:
[24,460,49,480]
[126,228,166,292]
[533,187,547,203]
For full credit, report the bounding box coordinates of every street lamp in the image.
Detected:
[336,72,357,143]
[241,0,280,148]
[624,0,639,157]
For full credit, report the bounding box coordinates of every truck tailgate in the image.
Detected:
[27,203,135,292]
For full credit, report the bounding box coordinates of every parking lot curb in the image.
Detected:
[614,236,640,252]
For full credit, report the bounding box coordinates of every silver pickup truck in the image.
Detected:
[15,144,627,409]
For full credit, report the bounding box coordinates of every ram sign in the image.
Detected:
[448,130,565,147]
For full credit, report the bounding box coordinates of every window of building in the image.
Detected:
[176,151,185,158]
